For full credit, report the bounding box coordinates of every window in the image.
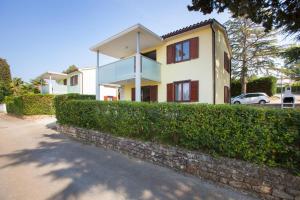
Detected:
[63,79,67,85]
[224,52,230,73]
[167,37,198,64]
[70,75,78,86]
[174,81,190,102]
[175,40,190,62]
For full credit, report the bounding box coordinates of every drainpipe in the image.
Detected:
[135,31,141,102]
[96,50,100,100]
[49,75,53,94]
[211,22,216,104]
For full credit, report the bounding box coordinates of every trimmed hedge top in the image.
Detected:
[54,97,300,174]
[5,94,55,115]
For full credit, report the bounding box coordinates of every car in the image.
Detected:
[231,93,270,104]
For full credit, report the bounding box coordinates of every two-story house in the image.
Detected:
[39,67,117,100]
[90,19,231,104]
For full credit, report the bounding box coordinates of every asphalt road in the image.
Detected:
[0,114,258,200]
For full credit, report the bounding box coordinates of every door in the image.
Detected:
[131,85,158,102]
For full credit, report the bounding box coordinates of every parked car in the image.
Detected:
[231,93,270,104]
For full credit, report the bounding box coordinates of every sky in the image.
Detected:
[0,0,234,82]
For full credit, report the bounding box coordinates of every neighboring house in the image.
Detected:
[90,19,231,104]
[39,67,117,100]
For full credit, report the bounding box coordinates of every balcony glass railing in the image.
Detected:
[41,84,67,94]
[141,56,161,82]
[99,55,161,84]
[67,85,80,93]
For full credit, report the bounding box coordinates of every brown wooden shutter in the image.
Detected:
[190,80,199,102]
[167,44,174,64]
[150,85,158,102]
[167,83,174,102]
[131,88,135,101]
[224,52,229,72]
[190,37,199,59]
[224,86,230,103]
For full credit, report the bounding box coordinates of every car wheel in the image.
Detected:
[234,101,240,104]
[259,100,266,104]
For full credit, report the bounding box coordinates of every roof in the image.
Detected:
[161,19,227,40]
[38,71,67,80]
[90,24,163,58]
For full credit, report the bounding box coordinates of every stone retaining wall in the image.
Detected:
[57,125,300,200]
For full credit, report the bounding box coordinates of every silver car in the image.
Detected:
[231,93,270,104]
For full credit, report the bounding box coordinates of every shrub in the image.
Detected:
[55,99,300,174]
[5,96,23,115]
[231,76,277,97]
[54,93,95,122]
[5,94,55,115]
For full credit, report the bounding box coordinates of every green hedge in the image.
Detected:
[5,94,55,115]
[54,93,95,122]
[5,96,23,115]
[231,76,277,97]
[55,99,300,174]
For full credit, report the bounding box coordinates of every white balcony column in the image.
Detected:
[96,50,100,100]
[135,31,141,102]
[49,75,53,94]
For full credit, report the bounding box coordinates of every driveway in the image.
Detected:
[0,114,258,200]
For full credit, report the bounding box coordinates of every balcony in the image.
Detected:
[41,84,67,94]
[99,55,161,85]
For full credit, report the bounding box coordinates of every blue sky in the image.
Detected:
[0,0,233,81]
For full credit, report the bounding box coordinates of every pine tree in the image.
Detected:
[0,58,12,87]
[225,18,279,93]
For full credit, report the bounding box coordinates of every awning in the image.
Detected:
[90,24,163,58]
[38,71,67,80]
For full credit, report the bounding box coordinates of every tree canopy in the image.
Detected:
[0,58,12,87]
[281,46,300,80]
[188,0,300,40]
[63,65,78,74]
[225,18,279,93]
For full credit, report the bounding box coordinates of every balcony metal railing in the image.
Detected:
[99,55,161,84]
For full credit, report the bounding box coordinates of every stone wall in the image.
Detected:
[57,125,300,200]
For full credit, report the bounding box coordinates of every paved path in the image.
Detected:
[0,114,258,200]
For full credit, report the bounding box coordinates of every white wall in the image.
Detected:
[81,68,118,100]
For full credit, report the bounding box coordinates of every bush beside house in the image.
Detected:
[231,76,277,97]
[54,98,300,174]
[5,94,55,115]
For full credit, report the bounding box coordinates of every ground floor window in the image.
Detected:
[174,81,190,102]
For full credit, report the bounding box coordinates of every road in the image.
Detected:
[0,114,258,200]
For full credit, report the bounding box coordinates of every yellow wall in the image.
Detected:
[121,25,230,104]
[214,28,231,104]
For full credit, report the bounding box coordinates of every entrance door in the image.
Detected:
[131,85,158,102]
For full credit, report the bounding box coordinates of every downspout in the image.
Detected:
[210,22,216,104]
[80,71,84,94]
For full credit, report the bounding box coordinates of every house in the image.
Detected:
[38,67,117,100]
[90,19,231,104]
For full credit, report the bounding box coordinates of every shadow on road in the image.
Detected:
[0,122,250,200]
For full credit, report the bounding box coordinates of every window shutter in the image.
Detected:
[190,80,199,102]
[224,52,229,72]
[131,88,135,101]
[167,44,174,64]
[190,37,199,59]
[224,86,230,103]
[167,83,174,102]
[150,85,158,102]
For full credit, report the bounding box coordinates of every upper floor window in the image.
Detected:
[224,52,230,73]
[167,37,199,64]
[175,40,190,62]
[70,75,78,86]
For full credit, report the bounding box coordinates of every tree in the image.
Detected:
[0,82,11,103]
[187,0,300,40]
[225,18,279,93]
[30,77,46,93]
[63,65,78,74]
[10,77,24,96]
[0,58,12,87]
[281,46,300,80]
